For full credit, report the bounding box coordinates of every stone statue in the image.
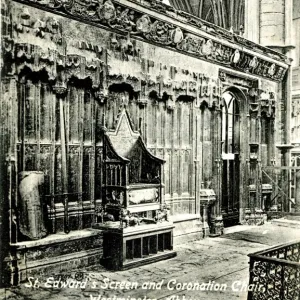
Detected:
[18,171,47,240]
[120,208,140,227]
[96,205,115,222]
[120,208,130,227]
[155,204,170,222]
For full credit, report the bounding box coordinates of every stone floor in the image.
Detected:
[1,222,299,300]
[271,214,300,228]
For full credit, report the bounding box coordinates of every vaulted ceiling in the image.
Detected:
[169,0,245,32]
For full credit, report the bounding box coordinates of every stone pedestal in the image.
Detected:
[202,205,210,238]
[199,189,216,237]
[209,216,224,237]
[4,230,103,285]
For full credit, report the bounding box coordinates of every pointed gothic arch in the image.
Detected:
[221,88,243,226]
[170,0,245,32]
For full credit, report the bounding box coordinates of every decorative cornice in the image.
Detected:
[218,69,258,89]
[12,0,289,82]
[128,0,288,63]
[3,38,224,108]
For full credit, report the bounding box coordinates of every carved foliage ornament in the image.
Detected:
[14,0,288,82]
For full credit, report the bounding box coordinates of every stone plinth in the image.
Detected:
[4,229,103,286]
[171,214,203,245]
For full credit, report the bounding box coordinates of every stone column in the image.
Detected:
[194,160,200,215]
[202,204,210,237]
[244,0,260,43]
[53,86,69,233]
[1,76,18,286]
[260,0,285,47]
[260,0,294,56]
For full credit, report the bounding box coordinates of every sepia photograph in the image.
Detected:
[0,0,299,299]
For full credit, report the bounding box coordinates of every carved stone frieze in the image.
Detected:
[218,69,258,89]
[12,42,104,90]
[12,0,288,82]
[2,1,288,113]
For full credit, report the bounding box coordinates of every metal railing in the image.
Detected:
[248,241,300,300]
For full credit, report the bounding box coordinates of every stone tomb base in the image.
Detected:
[4,229,103,285]
[4,216,204,285]
[171,214,204,245]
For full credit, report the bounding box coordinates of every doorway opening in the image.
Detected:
[221,91,240,226]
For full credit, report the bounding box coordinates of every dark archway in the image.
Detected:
[221,89,242,226]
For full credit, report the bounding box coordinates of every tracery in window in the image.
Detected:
[170,0,245,33]
[222,92,239,154]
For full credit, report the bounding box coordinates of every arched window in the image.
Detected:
[222,92,239,154]
[169,0,245,33]
[221,91,240,225]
